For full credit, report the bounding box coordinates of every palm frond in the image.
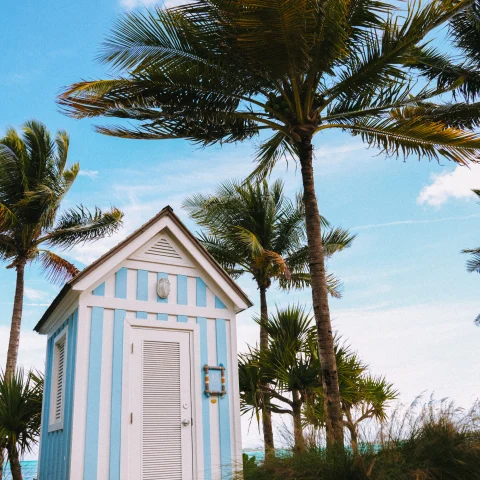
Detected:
[42,206,123,248]
[337,107,480,165]
[463,247,480,273]
[37,250,80,285]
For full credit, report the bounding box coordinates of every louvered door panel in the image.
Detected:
[142,341,182,479]
[129,328,193,480]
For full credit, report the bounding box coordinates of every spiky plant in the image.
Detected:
[59,0,480,448]
[0,120,123,378]
[0,369,43,480]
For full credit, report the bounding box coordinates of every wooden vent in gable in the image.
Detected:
[145,238,181,260]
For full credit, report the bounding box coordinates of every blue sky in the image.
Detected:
[2,0,480,450]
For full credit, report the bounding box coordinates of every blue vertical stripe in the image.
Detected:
[177,315,188,323]
[136,311,148,319]
[157,313,168,321]
[38,311,78,480]
[115,267,127,299]
[177,275,188,305]
[93,282,105,296]
[84,307,104,479]
[197,317,212,480]
[136,270,149,301]
[215,296,226,309]
[157,272,168,303]
[196,278,207,307]
[216,319,232,478]
[109,309,125,480]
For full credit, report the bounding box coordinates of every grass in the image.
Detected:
[240,398,480,480]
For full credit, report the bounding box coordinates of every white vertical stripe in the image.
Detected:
[188,316,196,325]
[188,276,196,306]
[97,309,114,479]
[105,275,115,298]
[147,312,157,322]
[120,317,131,480]
[169,274,177,304]
[168,315,177,322]
[206,288,215,309]
[69,302,91,480]
[126,268,136,300]
[207,318,221,480]
[148,271,157,302]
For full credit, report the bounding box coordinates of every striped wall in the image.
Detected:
[39,309,78,480]
[76,267,237,479]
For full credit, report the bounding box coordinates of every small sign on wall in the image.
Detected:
[203,365,226,398]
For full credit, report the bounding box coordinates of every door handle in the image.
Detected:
[182,418,190,427]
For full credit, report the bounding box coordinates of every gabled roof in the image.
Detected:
[34,206,252,332]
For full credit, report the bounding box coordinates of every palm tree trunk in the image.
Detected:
[259,286,275,460]
[5,262,26,379]
[292,389,305,454]
[7,445,22,480]
[297,136,344,450]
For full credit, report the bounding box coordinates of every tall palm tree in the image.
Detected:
[58,0,480,447]
[0,120,123,378]
[462,189,480,326]
[184,179,354,457]
[0,369,43,480]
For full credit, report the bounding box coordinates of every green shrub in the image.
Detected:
[241,398,480,480]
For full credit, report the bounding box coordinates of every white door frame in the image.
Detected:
[120,316,204,480]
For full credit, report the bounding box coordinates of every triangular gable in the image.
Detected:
[35,207,252,332]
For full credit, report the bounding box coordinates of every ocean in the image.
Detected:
[4,454,267,479]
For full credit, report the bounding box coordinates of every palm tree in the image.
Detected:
[0,120,124,378]
[58,0,480,448]
[240,306,397,454]
[184,179,354,457]
[462,189,480,326]
[0,369,43,480]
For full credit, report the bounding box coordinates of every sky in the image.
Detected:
[1,0,479,452]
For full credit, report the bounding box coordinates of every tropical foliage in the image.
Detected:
[0,369,43,480]
[0,120,124,377]
[462,189,480,326]
[58,0,480,448]
[240,399,480,480]
[184,179,354,456]
[239,305,397,454]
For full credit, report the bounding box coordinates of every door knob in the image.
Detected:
[182,418,190,427]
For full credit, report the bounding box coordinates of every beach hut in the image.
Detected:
[34,206,252,480]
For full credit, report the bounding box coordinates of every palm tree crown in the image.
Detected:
[0,121,123,282]
[184,179,354,296]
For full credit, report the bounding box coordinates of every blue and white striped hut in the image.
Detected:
[34,206,252,480]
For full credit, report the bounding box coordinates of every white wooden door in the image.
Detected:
[129,328,193,479]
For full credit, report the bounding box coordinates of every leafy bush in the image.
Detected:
[241,398,480,480]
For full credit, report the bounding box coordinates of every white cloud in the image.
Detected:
[78,169,99,180]
[418,164,480,206]
[120,0,190,9]
[24,287,50,302]
[352,213,480,231]
[0,326,46,373]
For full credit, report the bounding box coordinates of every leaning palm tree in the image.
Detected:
[184,179,354,457]
[0,120,123,378]
[59,0,480,448]
[0,369,43,480]
[462,189,480,326]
